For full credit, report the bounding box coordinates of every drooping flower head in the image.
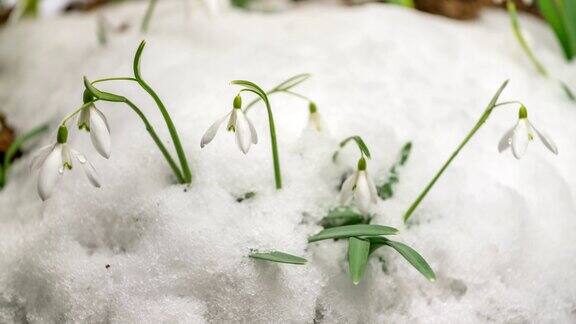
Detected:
[32,126,100,201]
[498,106,557,159]
[78,90,111,159]
[306,102,324,132]
[200,94,258,154]
[340,157,378,214]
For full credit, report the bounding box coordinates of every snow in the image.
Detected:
[1,0,576,322]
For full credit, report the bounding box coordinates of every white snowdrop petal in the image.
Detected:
[82,160,101,188]
[246,116,258,144]
[30,144,55,171]
[227,109,237,131]
[61,144,73,169]
[200,112,230,148]
[77,107,90,130]
[365,171,378,203]
[89,106,111,159]
[37,145,62,201]
[529,121,558,155]
[354,171,372,214]
[235,111,252,154]
[512,120,529,159]
[340,172,357,205]
[498,127,514,153]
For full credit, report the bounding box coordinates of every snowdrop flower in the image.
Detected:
[307,102,324,132]
[498,106,557,159]
[340,157,378,214]
[200,95,258,154]
[31,126,100,201]
[77,101,111,159]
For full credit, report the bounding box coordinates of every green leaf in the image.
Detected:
[337,135,371,159]
[368,237,436,282]
[83,77,126,103]
[561,81,576,101]
[377,142,412,200]
[348,237,371,285]
[272,73,311,92]
[564,0,576,59]
[319,207,369,229]
[133,40,147,79]
[308,224,398,243]
[249,250,307,265]
[538,0,575,60]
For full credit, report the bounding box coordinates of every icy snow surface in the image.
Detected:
[1,1,576,322]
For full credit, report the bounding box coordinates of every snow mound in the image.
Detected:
[1,1,575,322]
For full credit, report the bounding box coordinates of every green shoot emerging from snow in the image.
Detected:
[403,80,558,223]
[308,224,435,284]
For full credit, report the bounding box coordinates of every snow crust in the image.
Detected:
[1,1,576,322]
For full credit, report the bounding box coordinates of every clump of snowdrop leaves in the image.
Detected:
[312,136,435,285]
[32,126,100,201]
[499,105,558,159]
[31,40,192,201]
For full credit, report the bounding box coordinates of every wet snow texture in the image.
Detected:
[1,1,576,323]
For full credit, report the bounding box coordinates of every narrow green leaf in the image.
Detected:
[348,237,371,285]
[133,40,147,80]
[83,77,126,103]
[308,224,398,243]
[249,250,307,265]
[561,81,576,101]
[564,0,576,59]
[368,237,436,282]
[538,0,573,59]
[338,135,371,159]
[377,142,412,200]
[319,207,369,229]
[272,73,311,92]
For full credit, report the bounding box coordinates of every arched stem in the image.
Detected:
[233,80,282,189]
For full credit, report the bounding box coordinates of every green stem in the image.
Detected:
[233,80,282,189]
[403,80,510,223]
[244,89,312,113]
[133,41,192,183]
[123,98,186,183]
[83,77,185,184]
[507,0,548,76]
[92,77,138,84]
[141,0,158,33]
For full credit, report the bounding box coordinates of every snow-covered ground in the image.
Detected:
[1,1,576,322]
